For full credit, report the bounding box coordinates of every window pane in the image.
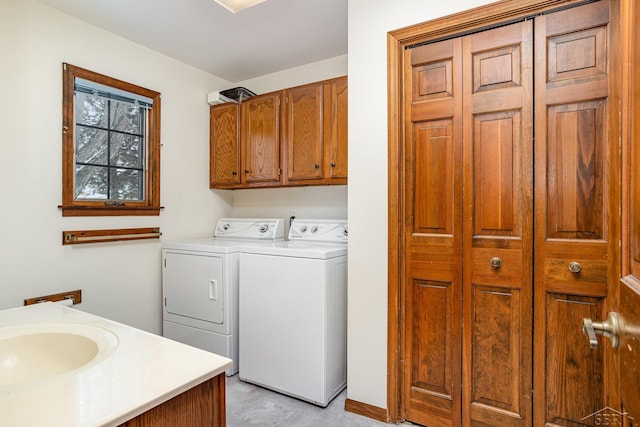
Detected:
[110,101,142,134]
[76,127,108,165]
[75,165,108,199]
[75,92,108,128]
[110,168,142,200]
[110,134,142,168]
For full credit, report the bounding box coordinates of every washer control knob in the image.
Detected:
[300,225,308,233]
[310,226,319,233]
[343,228,348,237]
[222,223,231,231]
[259,224,269,233]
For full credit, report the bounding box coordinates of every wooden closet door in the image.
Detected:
[461,21,534,427]
[533,1,617,425]
[403,37,463,427]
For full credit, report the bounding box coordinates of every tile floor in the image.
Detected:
[225,375,403,427]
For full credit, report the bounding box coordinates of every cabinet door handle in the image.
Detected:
[244,169,249,174]
[314,163,320,169]
[231,171,237,176]
[330,162,336,167]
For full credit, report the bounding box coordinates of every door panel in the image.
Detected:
[410,280,454,406]
[471,286,523,415]
[404,37,463,427]
[413,119,454,233]
[546,294,605,425]
[546,100,606,239]
[533,2,614,426]
[285,83,323,181]
[463,21,533,427]
[209,103,240,186]
[323,77,348,179]
[241,92,281,184]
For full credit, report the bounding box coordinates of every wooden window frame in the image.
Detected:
[60,63,162,216]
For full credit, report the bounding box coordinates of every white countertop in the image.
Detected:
[0,303,232,426]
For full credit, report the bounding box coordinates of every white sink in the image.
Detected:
[0,323,119,386]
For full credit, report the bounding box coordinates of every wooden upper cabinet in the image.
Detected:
[284,82,324,183]
[241,92,282,186]
[324,76,348,182]
[209,76,347,189]
[209,103,241,187]
[282,76,349,185]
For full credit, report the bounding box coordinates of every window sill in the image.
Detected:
[58,205,163,217]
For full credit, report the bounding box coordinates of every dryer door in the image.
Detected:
[164,252,224,325]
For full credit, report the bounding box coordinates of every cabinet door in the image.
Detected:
[284,82,324,182]
[210,103,240,187]
[241,92,282,185]
[324,76,348,181]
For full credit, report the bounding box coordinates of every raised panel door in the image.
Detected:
[210,103,240,187]
[284,82,324,182]
[404,37,463,427]
[533,1,616,425]
[462,21,533,427]
[241,92,282,185]
[324,76,348,181]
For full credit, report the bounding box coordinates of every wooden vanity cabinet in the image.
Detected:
[209,76,347,189]
[118,374,226,426]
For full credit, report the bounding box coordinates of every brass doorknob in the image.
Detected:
[568,262,582,273]
[490,257,502,269]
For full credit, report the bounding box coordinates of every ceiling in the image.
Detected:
[36,0,348,82]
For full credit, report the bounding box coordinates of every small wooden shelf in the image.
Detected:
[62,227,161,245]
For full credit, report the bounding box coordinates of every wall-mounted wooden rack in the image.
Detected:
[62,227,161,245]
[24,289,82,306]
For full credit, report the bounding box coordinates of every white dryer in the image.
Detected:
[162,218,284,376]
[239,219,348,406]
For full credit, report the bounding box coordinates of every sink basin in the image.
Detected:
[0,323,118,386]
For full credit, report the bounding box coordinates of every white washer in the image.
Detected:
[239,219,348,407]
[162,218,284,376]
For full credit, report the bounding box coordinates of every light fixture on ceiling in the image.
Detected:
[214,0,267,13]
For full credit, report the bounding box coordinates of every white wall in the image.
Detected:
[0,0,233,332]
[347,0,493,410]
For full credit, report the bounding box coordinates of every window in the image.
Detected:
[60,63,161,216]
